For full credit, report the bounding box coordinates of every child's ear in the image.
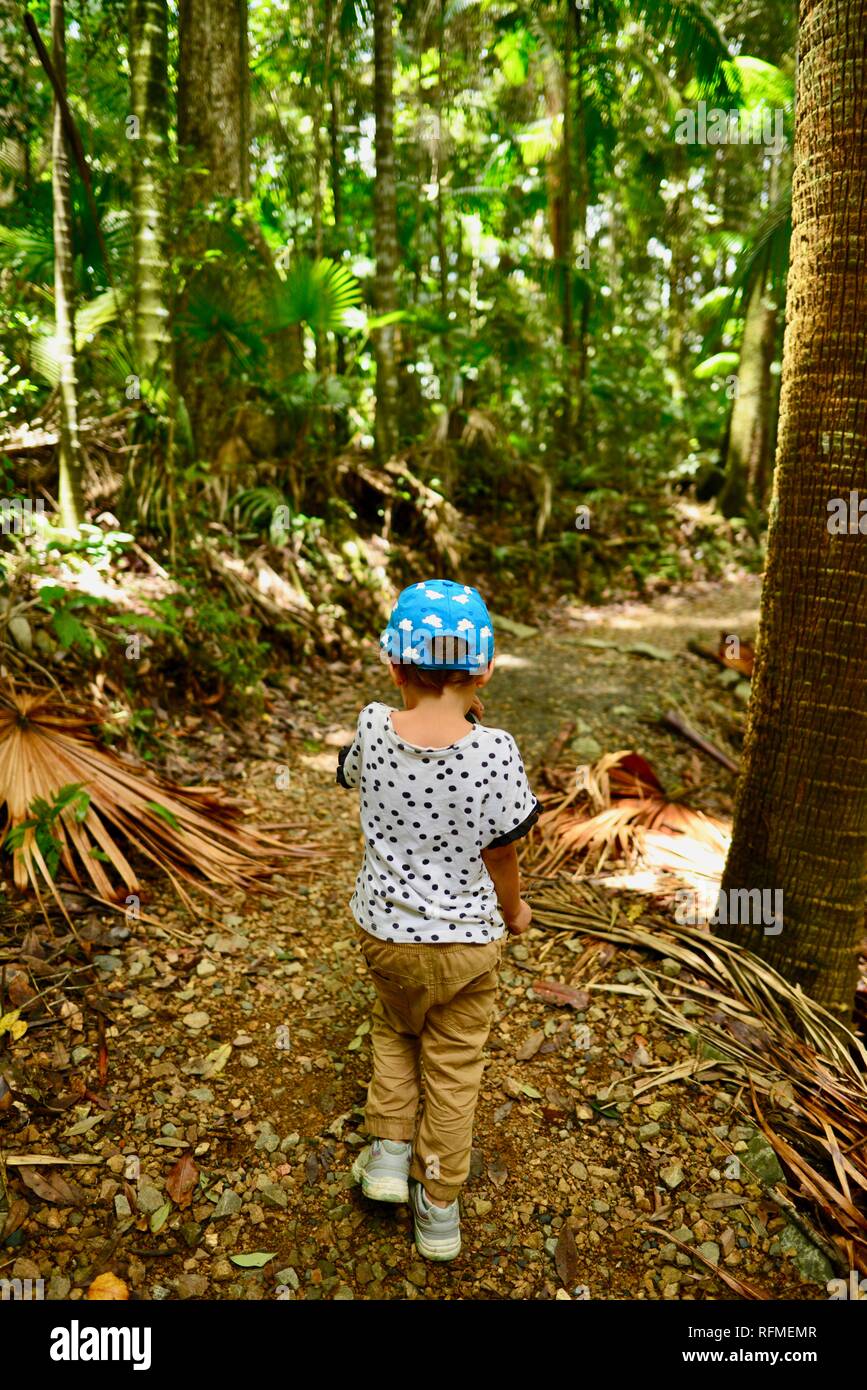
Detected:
[475,658,496,688]
[389,662,408,688]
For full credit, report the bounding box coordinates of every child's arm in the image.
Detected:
[481,843,532,933]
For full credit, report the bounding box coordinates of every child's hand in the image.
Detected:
[504,899,532,934]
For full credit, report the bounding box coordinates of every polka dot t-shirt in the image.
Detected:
[336,701,541,944]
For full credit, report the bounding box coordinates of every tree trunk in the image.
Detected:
[51,0,84,529]
[559,1,573,441]
[177,0,249,203]
[373,0,400,461]
[129,0,170,380]
[176,0,251,462]
[718,271,777,517]
[719,0,867,1019]
[329,75,347,384]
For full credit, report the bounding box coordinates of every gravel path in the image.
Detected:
[5,571,833,1300]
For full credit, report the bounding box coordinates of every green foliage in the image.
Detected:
[4,783,91,881]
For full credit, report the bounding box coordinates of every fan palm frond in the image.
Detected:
[0,687,322,920]
[267,256,363,334]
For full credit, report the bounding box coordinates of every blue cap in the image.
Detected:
[380,579,495,670]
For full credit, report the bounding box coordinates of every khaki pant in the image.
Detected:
[354,923,506,1201]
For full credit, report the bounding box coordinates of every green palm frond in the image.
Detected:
[266,256,362,334]
[27,290,124,386]
[628,0,736,100]
[0,222,55,280]
[702,191,792,353]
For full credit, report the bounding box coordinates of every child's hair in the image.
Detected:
[398,635,482,690]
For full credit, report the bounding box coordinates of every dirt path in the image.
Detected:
[8,572,831,1301]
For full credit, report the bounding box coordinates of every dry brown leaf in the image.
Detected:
[166,1152,199,1209]
[86,1272,129,1301]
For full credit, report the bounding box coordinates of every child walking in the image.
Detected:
[336,579,540,1261]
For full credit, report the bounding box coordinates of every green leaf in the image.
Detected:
[230,1251,277,1268]
[146,801,181,830]
[150,1202,172,1234]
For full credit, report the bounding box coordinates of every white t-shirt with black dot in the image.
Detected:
[336,701,540,944]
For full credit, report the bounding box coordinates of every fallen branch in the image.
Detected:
[662,709,739,775]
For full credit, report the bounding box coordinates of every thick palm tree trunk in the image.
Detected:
[373,0,400,460]
[51,0,84,529]
[719,0,867,1018]
[129,0,170,379]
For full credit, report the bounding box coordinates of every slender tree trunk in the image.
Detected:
[329,76,347,382]
[51,0,84,529]
[373,0,400,460]
[718,271,777,517]
[560,1,573,440]
[176,0,250,461]
[129,0,170,380]
[719,0,867,1018]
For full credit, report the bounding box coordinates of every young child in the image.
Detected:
[336,579,540,1261]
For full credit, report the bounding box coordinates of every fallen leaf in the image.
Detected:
[18,1167,81,1205]
[532,981,590,1010]
[230,1251,276,1268]
[487,1155,508,1189]
[201,1042,232,1078]
[87,1272,129,1300]
[150,1202,171,1233]
[554,1222,580,1287]
[166,1153,199,1209]
[515,1030,545,1061]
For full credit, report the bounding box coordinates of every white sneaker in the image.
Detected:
[411,1178,461,1261]
[351,1138,412,1203]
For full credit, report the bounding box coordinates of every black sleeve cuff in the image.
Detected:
[484,796,542,849]
[336,743,354,787]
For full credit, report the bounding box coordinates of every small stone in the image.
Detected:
[130,1004,151,1020]
[743,1133,785,1187]
[255,1132,280,1153]
[697,1241,720,1266]
[260,1183,288,1209]
[276,1267,300,1289]
[12,1258,41,1280]
[47,1275,72,1300]
[114,1194,132,1219]
[660,959,681,977]
[474,1198,493,1217]
[212,1259,234,1282]
[407,1265,426,1287]
[660,1163,684,1190]
[233,1033,254,1047]
[646,1102,670,1121]
[212,1189,243,1219]
[182,1012,210,1031]
[136,1184,164,1214]
[175,1273,208,1299]
[106,1155,126,1175]
[240,1053,259,1068]
[638,1123,660,1140]
[196,960,217,977]
[189,1087,214,1103]
[334,1284,354,1300]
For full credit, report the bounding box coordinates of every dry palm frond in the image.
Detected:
[526,748,730,886]
[533,879,867,1271]
[0,686,321,918]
